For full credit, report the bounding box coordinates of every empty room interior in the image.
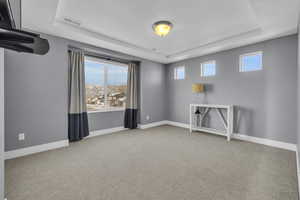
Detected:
[1,0,300,199]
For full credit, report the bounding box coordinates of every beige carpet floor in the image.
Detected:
[5,125,298,200]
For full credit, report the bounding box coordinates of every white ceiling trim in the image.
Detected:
[166,27,297,62]
[53,0,167,59]
[51,19,297,63]
[51,0,167,62]
[168,28,263,58]
[54,19,167,58]
[22,0,300,64]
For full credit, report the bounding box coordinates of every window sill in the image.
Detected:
[88,108,125,114]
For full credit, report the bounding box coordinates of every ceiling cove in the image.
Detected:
[22,0,300,64]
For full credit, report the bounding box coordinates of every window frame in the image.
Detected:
[239,51,263,72]
[84,56,128,113]
[200,60,216,77]
[174,66,185,80]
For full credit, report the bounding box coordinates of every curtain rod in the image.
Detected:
[85,52,140,65]
[68,46,140,65]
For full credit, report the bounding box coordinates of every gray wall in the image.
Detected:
[140,61,166,124]
[166,35,298,144]
[5,36,68,151]
[4,34,166,151]
[4,32,298,151]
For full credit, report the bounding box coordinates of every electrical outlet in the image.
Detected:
[146,115,150,121]
[18,133,25,141]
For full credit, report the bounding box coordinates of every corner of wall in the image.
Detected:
[163,63,169,121]
[163,63,171,121]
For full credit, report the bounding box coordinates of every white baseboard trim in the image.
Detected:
[233,134,296,151]
[4,121,296,160]
[139,120,190,129]
[165,121,190,129]
[5,140,69,160]
[88,127,128,138]
[139,121,168,129]
[162,120,296,152]
[4,127,127,160]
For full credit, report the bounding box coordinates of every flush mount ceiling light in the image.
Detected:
[152,21,173,37]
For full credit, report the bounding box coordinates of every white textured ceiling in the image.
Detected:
[22,0,299,63]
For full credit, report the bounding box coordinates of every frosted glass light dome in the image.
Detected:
[152,21,173,37]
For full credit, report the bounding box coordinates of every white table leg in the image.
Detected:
[226,107,233,141]
[190,104,234,141]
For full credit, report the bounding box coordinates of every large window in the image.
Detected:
[239,51,263,72]
[85,56,128,112]
[201,60,216,77]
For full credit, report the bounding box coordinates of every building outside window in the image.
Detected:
[85,56,128,112]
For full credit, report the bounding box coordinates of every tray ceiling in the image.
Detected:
[22,0,299,63]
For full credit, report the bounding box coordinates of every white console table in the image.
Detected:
[189,104,234,141]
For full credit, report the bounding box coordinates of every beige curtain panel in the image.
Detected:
[68,49,89,141]
[124,62,139,129]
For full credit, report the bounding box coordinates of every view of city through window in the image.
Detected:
[85,57,128,112]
